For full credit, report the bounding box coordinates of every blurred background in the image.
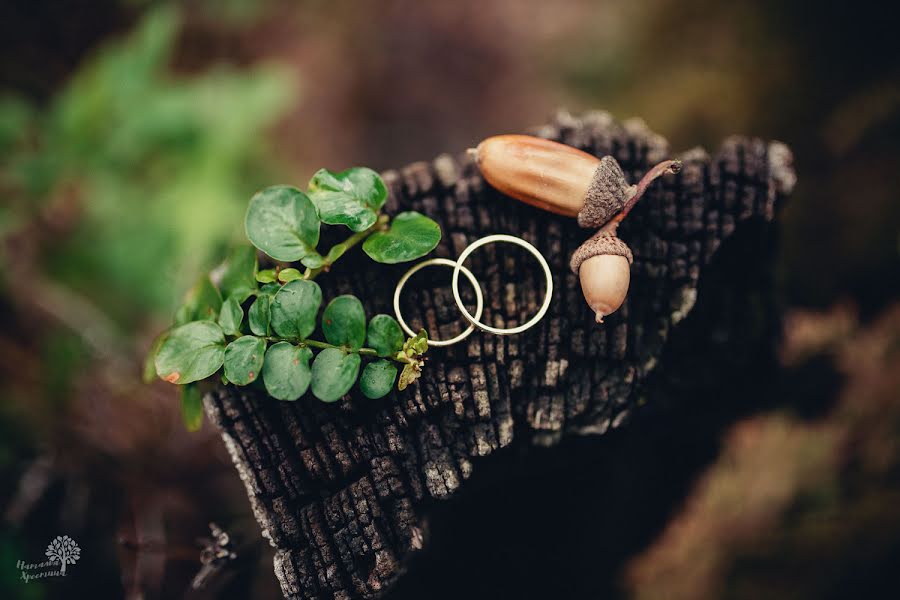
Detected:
[1,0,897,598]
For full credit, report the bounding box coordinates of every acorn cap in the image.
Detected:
[570,232,633,273]
[577,156,636,228]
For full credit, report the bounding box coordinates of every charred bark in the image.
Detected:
[203,110,796,599]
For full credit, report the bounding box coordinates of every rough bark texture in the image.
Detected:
[203,110,796,599]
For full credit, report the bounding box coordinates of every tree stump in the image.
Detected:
[203,110,796,599]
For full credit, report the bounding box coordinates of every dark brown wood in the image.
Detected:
[203,110,796,599]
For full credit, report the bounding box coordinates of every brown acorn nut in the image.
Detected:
[581,255,631,323]
[472,134,646,227]
[569,232,633,323]
[570,158,682,322]
[472,135,601,217]
[472,134,681,323]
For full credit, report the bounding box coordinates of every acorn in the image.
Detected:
[569,231,632,323]
[472,134,681,323]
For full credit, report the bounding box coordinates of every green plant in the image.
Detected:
[0,5,297,324]
[148,167,441,429]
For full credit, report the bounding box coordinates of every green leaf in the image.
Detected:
[181,383,204,432]
[174,276,222,325]
[300,253,325,269]
[218,295,244,335]
[311,191,378,232]
[308,167,387,232]
[325,243,348,264]
[397,362,421,391]
[277,267,303,283]
[309,167,388,210]
[411,329,429,354]
[310,348,360,402]
[360,360,397,399]
[363,211,441,264]
[403,328,430,356]
[223,335,266,386]
[142,330,168,384]
[248,294,270,336]
[245,185,320,261]
[248,282,278,336]
[262,342,312,401]
[270,279,322,339]
[155,321,225,384]
[256,268,277,284]
[322,295,366,349]
[366,314,404,357]
[218,245,258,300]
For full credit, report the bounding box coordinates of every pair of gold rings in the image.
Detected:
[392,234,553,347]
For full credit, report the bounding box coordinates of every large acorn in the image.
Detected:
[472,134,681,323]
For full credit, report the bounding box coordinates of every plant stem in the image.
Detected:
[260,335,388,359]
[621,159,682,218]
[300,338,335,350]
[304,214,390,280]
[600,159,683,235]
[300,339,380,357]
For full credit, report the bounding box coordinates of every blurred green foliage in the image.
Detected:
[0,5,297,325]
[0,10,296,594]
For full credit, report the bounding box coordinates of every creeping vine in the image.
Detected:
[146,167,440,429]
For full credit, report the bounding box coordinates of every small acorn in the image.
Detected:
[472,134,681,323]
[569,231,632,323]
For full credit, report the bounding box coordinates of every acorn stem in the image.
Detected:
[598,159,681,235]
[621,159,682,219]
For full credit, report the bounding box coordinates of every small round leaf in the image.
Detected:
[310,348,360,402]
[363,211,441,264]
[155,321,225,384]
[248,283,279,336]
[248,294,270,336]
[277,268,303,283]
[311,190,377,232]
[262,342,312,401]
[300,253,325,269]
[308,167,388,233]
[309,167,387,210]
[256,269,277,284]
[325,243,348,263]
[224,335,266,386]
[271,279,322,339]
[360,360,397,399]
[322,295,366,349]
[218,295,244,335]
[366,314,404,357]
[245,185,320,261]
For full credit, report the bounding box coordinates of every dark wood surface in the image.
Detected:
[204,110,796,599]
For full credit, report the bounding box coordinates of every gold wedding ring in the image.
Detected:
[452,234,552,336]
[393,258,484,347]
[394,234,552,346]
